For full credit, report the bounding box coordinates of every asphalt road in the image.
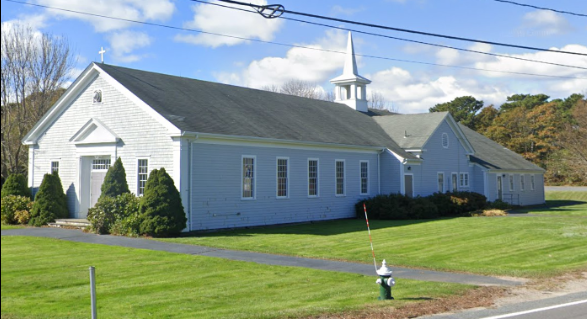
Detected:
[421,291,587,319]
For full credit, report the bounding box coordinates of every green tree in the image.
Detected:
[475,105,499,134]
[429,96,484,130]
[138,168,186,237]
[29,172,69,226]
[99,157,130,201]
[1,173,32,199]
[499,94,549,112]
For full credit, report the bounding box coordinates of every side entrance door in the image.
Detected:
[404,174,413,198]
[496,175,503,201]
[89,158,111,208]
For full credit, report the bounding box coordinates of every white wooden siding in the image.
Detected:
[189,142,379,230]
[30,76,176,216]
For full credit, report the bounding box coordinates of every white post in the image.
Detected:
[90,266,97,319]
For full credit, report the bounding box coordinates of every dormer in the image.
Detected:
[330,32,371,112]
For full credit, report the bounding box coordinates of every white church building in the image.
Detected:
[23,33,545,231]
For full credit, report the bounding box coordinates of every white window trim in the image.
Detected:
[442,133,449,149]
[93,88,103,104]
[437,172,444,193]
[360,160,369,195]
[137,158,149,196]
[509,174,515,191]
[335,159,346,197]
[276,157,289,199]
[50,160,60,174]
[520,174,525,191]
[451,172,458,192]
[459,172,470,188]
[308,158,319,198]
[241,155,256,200]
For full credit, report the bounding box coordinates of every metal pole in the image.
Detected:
[89,266,97,319]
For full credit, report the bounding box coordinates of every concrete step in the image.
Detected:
[48,219,90,229]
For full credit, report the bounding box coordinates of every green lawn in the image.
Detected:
[1,225,23,230]
[1,236,470,319]
[527,192,587,217]
[161,210,587,278]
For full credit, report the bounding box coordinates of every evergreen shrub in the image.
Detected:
[88,193,140,235]
[1,195,33,224]
[1,174,32,199]
[139,168,187,237]
[99,157,130,201]
[29,172,69,226]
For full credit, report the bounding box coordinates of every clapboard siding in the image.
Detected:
[380,150,401,194]
[417,121,472,196]
[189,142,378,230]
[31,75,175,216]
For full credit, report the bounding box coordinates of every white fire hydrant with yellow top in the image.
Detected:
[375,259,395,300]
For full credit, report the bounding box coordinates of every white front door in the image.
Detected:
[89,158,111,208]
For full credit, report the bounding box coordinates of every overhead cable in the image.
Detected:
[214,0,587,56]
[492,0,586,17]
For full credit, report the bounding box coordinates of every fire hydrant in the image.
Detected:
[375,259,395,300]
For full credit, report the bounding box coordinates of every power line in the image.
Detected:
[215,0,587,56]
[192,0,586,70]
[5,0,586,80]
[492,0,586,17]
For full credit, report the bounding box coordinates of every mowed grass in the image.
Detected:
[526,191,587,217]
[161,194,587,278]
[1,236,470,319]
[1,225,24,230]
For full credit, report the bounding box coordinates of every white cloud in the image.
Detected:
[213,30,349,88]
[366,67,510,113]
[436,43,494,66]
[33,0,175,33]
[519,10,574,36]
[473,44,587,78]
[174,0,283,48]
[330,5,365,16]
[107,31,152,63]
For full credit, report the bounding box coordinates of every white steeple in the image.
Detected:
[330,32,371,112]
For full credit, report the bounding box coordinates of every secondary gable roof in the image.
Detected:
[458,124,544,172]
[95,63,414,158]
[372,112,475,154]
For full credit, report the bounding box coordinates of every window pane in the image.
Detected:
[336,161,344,195]
[277,158,288,197]
[51,161,59,174]
[137,159,148,196]
[308,160,318,196]
[243,157,255,198]
[360,162,368,194]
[438,173,444,192]
[92,159,111,170]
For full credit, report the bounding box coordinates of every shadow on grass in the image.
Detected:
[510,199,586,214]
[401,297,434,301]
[179,218,444,238]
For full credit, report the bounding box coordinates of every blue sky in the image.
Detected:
[2,0,586,113]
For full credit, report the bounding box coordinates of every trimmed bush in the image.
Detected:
[88,193,140,235]
[99,157,130,201]
[29,172,69,226]
[138,168,186,237]
[1,174,32,199]
[488,199,511,210]
[358,191,488,220]
[1,195,33,225]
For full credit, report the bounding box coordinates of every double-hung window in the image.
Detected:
[509,175,514,191]
[520,175,525,191]
[276,157,288,198]
[437,173,444,193]
[335,160,345,196]
[531,175,535,191]
[51,161,59,174]
[137,159,149,196]
[459,173,469,187]
[242,156,255,199]
[360,161,369,195]
[308,159,318,197]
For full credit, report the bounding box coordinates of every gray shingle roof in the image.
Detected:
[372,112,448,149]
[458,124,544,171]
[96,63,413,159]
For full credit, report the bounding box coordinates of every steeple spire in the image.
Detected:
[330,32,371,112]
